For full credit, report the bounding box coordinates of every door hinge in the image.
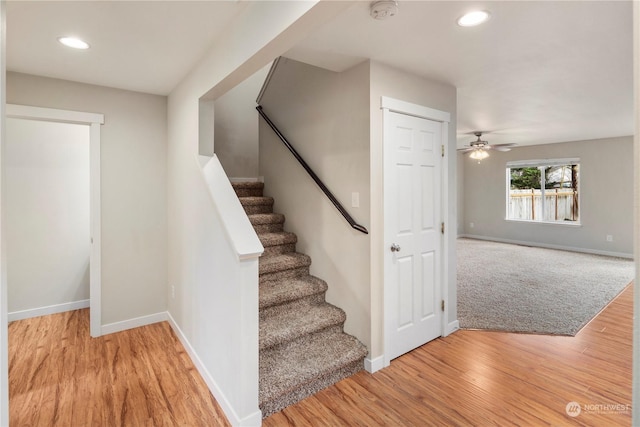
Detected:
[441,222,445,234]
[441,145,445,157]
[441,300,445,311]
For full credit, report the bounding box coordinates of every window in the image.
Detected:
[506,158,580,224]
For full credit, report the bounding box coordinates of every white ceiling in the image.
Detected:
[6,1,634,148]
[7,1,247,95]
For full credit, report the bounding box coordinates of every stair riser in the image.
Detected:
[262,244,296,257]
[259,292,326,316]
[259,324,343,352]
[242,205,274,215]
[253,223,284,233]
[259,292,327,319]
[260,324,345,357]
[234,188,264,197]
[260,267,309,283]
[260,358,364,418]
[258,277,328,311]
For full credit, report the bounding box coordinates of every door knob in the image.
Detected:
[390,243,401,252]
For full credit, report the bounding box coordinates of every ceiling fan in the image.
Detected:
[458,132,517,161]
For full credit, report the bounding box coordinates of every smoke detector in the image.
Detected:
[370,1,398,20]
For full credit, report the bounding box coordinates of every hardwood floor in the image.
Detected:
[9,284,633,426]
[265,284,633,426]
[9,310,230,427]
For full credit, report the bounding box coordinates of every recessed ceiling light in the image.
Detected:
[57,36,90,50]
[457,10,491,27]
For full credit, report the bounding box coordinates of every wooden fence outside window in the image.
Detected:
[508,188,579,222]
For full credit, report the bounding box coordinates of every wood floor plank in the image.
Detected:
[10,284,633,425]
[264,283,634,426]
[9,310,231,427]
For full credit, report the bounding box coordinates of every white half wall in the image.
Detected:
[167,2,351,424]
[6,118,90,314]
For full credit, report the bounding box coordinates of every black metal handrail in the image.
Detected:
[256,105,368,234]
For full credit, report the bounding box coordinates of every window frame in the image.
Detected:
[505,158,581,226]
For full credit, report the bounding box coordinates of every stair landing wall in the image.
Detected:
[258,57,372,353]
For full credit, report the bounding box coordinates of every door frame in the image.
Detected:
[6,104,104,337]
[381,96,450,368]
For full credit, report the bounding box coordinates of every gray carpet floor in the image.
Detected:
[457,238,634,335]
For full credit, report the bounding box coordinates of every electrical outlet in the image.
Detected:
[606,235,613,242]
[171,285,175,299]
[470,222,475,228]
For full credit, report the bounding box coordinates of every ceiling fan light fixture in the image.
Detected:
[469,149,489,161]
[457,10,491,27]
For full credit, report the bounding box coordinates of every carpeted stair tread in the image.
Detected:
[259,331,368,409]
[232,182,264,197]
[249,213,285,226]
[260,303,345,351]
[231,180,367,417]
[249,213,286,233]
[231,181,264,190]
[239,196,274,206]
[259,231,297,248]
[259,252,311,275]
[259,276,327,310]
[240,196,274,215]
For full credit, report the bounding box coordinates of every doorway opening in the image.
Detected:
[6,105,104,337]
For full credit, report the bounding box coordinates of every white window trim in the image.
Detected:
[506,157,580,168]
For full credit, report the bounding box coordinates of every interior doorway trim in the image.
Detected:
[6,104,104,337]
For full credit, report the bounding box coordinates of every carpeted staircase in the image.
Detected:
[231,181,368,418]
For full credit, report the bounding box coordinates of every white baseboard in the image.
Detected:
[445,320,460,336]
[459,234,633,259]
[101,311,168,336]
[8,299,90,322]
[365,355,385,373]
[229,176,264,183]
[166,312,262,427]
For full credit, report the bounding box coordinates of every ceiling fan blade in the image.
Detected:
[488,146,512,152]
[486,143,517,151]
[457,147,475,152]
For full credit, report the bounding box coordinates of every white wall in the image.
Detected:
[461,136,633,257]
[457,152,465,234]
[632,3,639,422]
[258,59,458,362]
[0,4,8,424]
[214,65,269,177]
[166,2,350,424]
[6,72,168,326]
[6,118,89,313]
[259,58,371,350]
[369,61,458,355]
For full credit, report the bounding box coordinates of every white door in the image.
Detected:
[384,110,442,362]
